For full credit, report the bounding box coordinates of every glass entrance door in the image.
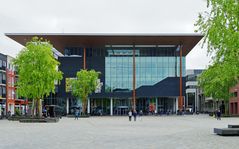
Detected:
[113,99,130,115]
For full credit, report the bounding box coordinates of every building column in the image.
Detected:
[186,93,188,108]
[83,48,86,69]
[178,45,183,111]
[231,103,234,114]
[155,98,158,113]
[66,98,69,114]
[176,97,178,114]
[132,45,136,111]
[195,92,197,113]
[183,96,186,111]
[110,98,113,116]
[237,102,239,115]
[87,98,90,114]
[235,103,237,115]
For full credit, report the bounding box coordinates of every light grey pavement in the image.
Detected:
[0,115,239,149]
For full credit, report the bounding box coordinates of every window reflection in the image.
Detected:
[105,48,185,92]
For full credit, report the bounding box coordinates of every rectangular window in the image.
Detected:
[2,73,6,80]
[0,60,2,67]
[2,87,6,94]
[3,61,6,67]
[0,86,2,97]
[0,72,2,84]
[234,92,238,97]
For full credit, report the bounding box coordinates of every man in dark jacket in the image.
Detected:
[217,110,221,120]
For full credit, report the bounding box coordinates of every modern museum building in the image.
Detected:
[6,33,202,115]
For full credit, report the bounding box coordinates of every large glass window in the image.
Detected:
[105,47,186,92]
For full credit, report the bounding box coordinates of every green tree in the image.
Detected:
[14,37,63,117]
[198,63,233,113]
[195,0,239,59]
[70,70,100,115]
[196,0,239,113]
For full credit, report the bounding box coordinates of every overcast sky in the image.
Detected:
[0,0,211,69]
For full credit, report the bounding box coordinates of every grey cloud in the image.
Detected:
[0,0,210,69]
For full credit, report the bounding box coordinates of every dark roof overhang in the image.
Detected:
[5,33,203,56]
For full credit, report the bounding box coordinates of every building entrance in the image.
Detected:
[158,97,176,114]
[91,98,110,115]
[113,99,130,115]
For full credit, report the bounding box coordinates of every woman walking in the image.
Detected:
[128,110,132,121]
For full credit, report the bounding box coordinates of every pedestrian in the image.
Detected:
[7,111,11,118]
[154,110,157,116]
[75,108,80,120]
[139,110,143,121]
[133,110,137,121]
[217,110,221,120]
[214,109,217,119]
[42,107,47,118]
[128,110,132,121]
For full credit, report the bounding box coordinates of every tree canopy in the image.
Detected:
[196,0,239,59]
[196,0,239,103]
[14,37,63,116]
[70,69,100,114]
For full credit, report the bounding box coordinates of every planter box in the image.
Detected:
[19,117,59,123]
[8,116,31,121]
[228,125,239,128]
[214,128,239,136]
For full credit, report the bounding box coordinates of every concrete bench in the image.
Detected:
[228,125,239,128]
[214,128,239,136]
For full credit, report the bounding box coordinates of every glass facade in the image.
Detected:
[105,47,186,92]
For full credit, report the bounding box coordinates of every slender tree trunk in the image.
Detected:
[35,99,38,117]
[82,102,85,115]
[82,97,87,115]
[36,99,42,118]
[31,99,35,117]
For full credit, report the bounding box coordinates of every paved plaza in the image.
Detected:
[0,115,239,149]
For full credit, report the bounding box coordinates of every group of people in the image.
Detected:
[128,110,143,121]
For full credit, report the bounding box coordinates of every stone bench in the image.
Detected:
[214,128,239,136]
[228,125,239,128]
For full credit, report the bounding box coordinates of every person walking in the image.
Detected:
[139,110,143,121]
[75,108,80,120]
[133,110,137,121]
[128,110,132,121]
[217,109,221,120]
[42,107,47,118]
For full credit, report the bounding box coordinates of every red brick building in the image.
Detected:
[6,55,28,115]
[229,83,239,115]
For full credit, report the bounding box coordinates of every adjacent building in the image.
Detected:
[185,69,205,113]
[0,53,28,116]
[0,53,7,116]
[230,83,239,115]
[6,33,203,115]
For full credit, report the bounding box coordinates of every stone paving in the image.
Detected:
[0,115,239,149]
